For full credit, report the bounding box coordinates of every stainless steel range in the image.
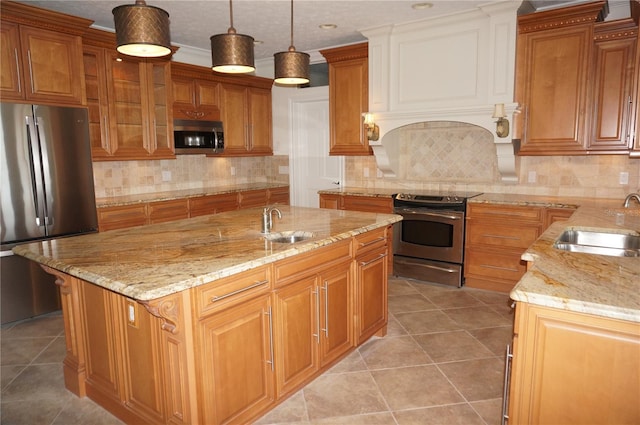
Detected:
[393,190,482,287]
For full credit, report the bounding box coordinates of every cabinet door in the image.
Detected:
[198,295,275,425]
[343,195,393,213]
[588,35,636,152]
[319,194,341,210]
[268,186,290,205]
[18,25,85,105]
[117,298,166,424]
[517,25,593,154]
[147,199,189,224]
[220,84,249,154]
[328,57,370,155]
[248,87,273,155]
[147,61,174,158]
[274,276,319,397]
[355,248,388,344]
[97,204,148,232]
[0,22,23,100]
[319,265,353,367]
[509,303,640,424]
[83,46,115,159]
[239,189,268,209]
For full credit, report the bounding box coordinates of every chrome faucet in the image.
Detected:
[261,207,282,234]
[623,193,640,208]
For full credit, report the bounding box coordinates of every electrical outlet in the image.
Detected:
[363,168,370,178]
[278,165,289,174]
[230,166,236,176]
[161,170,171,182]
[619,172,629,185]
[528,171,537,183]
[377,169,383,178]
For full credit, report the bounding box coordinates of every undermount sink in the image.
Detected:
[265,231,315,244]
[553,229,640,257]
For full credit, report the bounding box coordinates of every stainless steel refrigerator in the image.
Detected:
[1,102,98,324]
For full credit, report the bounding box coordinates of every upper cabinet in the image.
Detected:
[515,0,639,155]
[0,2,91,105]
[171,63,274,157]
[171,62,221,122]
[83,29,174,161]
[320,43,371,156]
[631,0,640,158]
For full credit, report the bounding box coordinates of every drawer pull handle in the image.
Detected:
[359,237,386,248]
[481,264,519,272]
[360,253,387,267]
[210,279,268,303]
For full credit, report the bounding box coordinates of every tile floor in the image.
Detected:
[1,277,514,425]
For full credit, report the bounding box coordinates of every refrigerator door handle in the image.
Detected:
[34,116,53,226]
[25,115,47,228]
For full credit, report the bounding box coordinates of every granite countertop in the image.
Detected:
[13,206,401,301]
[511,205,640,323]
[96,183,288,208]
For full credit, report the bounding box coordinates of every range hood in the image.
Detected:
[360,1,521,182]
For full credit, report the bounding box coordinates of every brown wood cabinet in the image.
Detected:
[508,302,640,424]
[464,203,575,293]
[0,2,90,105]
[273,240,353,398]
[631,0,640,157]
[97,187,289,231]
[354,228,388,344]
[515,2,604,154]
[319,193,393,213]
[588,19,638,152]
[320,43,371,156]
[44,224,390,424]
[83,29,174,161]
[172,75,221,121]
[220,84,273,156]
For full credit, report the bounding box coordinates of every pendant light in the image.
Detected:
[274,0,310,85]
[210,0,255,74]
[112,0,171,58]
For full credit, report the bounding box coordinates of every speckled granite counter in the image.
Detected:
[96,183,288,208]
[13,206,401,301]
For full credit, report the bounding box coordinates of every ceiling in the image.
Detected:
[16,0,614,61]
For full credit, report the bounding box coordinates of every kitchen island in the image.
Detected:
[13,206,401,425]
[506,204,640,424]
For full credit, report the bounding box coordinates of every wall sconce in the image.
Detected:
[363,113,379,141]
[493,103,509,138]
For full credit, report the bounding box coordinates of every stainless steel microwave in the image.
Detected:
[174,120,224,154]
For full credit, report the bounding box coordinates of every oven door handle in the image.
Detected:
[395,208,462,221]
[394,257,457,273]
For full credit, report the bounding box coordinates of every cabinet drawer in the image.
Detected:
[465,248,527,281]
[148,199,190,224]
[343,196,393,213]
[188,193,239,217]
[239,189,268,209]
[97,204,148,231]
[268,187,290,205]
[274,239,352,286]
[466,222,540,250]
[354,228,388,256]
[194,265,271,317]
[467,203,543,222]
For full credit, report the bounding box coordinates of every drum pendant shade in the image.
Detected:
[112,0,171,58]
[211,0,255,73]
[274,0,309,85]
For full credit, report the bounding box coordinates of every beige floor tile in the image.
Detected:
[437,358,504,402]
[470,398,503,425]
[413,330,494,362]
[1,398,66,425]
[1,364,71,402]
[467,326,513,356]
[254,390,309,425]
[385,315,408,337]
[371,365,464,410]
[359,336,432,370]
[408,280,458,296]
[310,412,396,424]
[393,403,486,425]
[325,349,367,374]
[1,313,64,339]
[388,294,436,314]
[387,279,420,296]
[1,365,26,390]
[33,336,66,364]
[442,306,512,330]
[1,337,56,366]
[303,371,388,420]
[422,291,484,308]
[394,310,462,335]
[466,289,512,306]
[52,396,125,425]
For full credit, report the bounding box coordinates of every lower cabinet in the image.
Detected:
[197,294,275,425]
[507,302,640,424]
[45,227,390,425]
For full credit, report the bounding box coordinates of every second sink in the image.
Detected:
[265,231,315,244]
[553,229,640,257]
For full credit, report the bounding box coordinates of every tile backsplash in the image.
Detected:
[345,122,640,200]
[92,155,289,198]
